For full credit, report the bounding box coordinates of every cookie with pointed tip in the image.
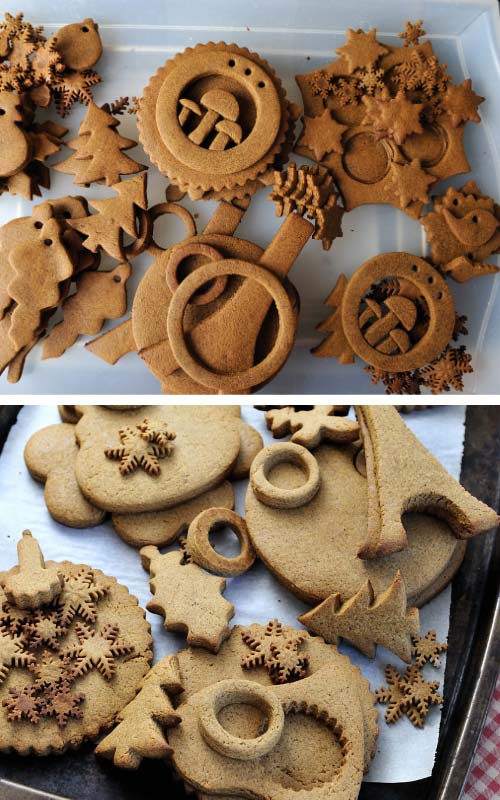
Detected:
[4,532,63,610]
[265,405,359,449]
[0,550,152,755]
[111,481,234,548]
[24,423,105,529]
[141,546,234,652]
[246,438,466,608]
[95,656,182,769]
[355,405,499,558]
[299,571,419,662]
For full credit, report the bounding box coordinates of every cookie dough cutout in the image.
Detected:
[111,481,234,548]
[24,423,105,529]
[250,442,321,509]
[355,405,499,558]
[231,421,263,480]
[265,405,359,448]
[140,547,234,653]
[186,508,255,577]
[246,442,467,607]
[74,406,241,513]
[0,540,152,755]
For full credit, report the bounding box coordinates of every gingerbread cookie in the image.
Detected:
[231,421,263,480]
[74,406,241,513]
[245,439,466,607]
[141,546,234,652]
[421,181,500,282]
[355,405,499,558]
[55,101,145,187]
[299,571,420,662]
[111,481,234,549]
[170,665,366,799]
[0,533,152,754]
[95,656,182,768]
[265,405,359,448]
[137,42,295,201]
[185,508,255,577]
[174,622,378,773]
[24,423,105,529]
[295,22,476,218]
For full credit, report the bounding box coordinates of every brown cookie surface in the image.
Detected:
[245,442,466,607]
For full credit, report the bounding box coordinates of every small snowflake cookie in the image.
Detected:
[0,532,152,755]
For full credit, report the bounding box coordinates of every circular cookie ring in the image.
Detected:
[167,259,296,393]
[146,202,197,258]
[156,50,282,176]
[186,508,255,577]
[123,208,153,258]
[198,679,284,761]
[250,443,321,509]
[342,252,456,372]
[165,242,228,306]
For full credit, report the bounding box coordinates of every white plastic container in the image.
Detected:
[1,0,500,395]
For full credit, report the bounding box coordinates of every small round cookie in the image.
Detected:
[186,508,255,577]
[111,481,234,548]
[24,424,105,529]
[74,406,241,513]
[0,541,152,755]
[245,442,466,607]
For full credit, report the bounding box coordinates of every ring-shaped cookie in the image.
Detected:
[146,202,197,257]
[166,259,296,392]
[165,242,227,305]
[342,252,456,372]
[198,679,284,761]
[122,208,153,258]
[156,50,281,176]
[250,443,321,509]
[186,508,255,577]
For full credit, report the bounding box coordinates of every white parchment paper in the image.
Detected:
[0,405,466,783]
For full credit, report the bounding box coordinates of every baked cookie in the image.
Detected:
[74,406,241,513]
[245,441,466,606]
[0,533,152,755]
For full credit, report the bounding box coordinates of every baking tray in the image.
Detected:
[1,0,500,395]
[0,405,498,799]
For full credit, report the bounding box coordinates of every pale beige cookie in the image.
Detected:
[0,537,152,755]
[299,571,420,662]
[265,405,359,448]
[245,441,466,607]
[24,424,105,529]
[355,405,499,558]
[231,421,263,480]
[3,532,62,610]
[169,664,366,799]
[141,547,234,652]
[112,481,234,549]
[174,622,378,773]
[95,656,182,768]
[185,508,255,577]
[74,406,241,513]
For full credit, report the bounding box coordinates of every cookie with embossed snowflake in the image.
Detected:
[137,42,293,200]
[74,405,242,513]
[295,22,477,218]
[0,533,152,755]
